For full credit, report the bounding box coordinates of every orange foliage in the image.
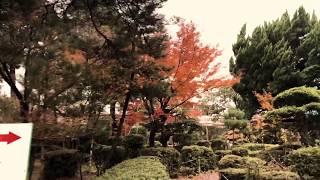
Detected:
[254,91,273,110]
[125,100,147,131]
[186,108,203,118]
[159,21,238,110]
[63,49,86,65]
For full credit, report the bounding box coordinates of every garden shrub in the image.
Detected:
[219,168,247,180]
[242,157,266,168]
[179,166,196,176]
[286,146,320,178]
[43,149,80,180]
[258,170,300,180]
[196,140,211,147]
[92,144,127,175]
[272,86,320,108]
[129,125,148,137]
[154,141,162,147]
[97,156,170,180]
[211,138,227,150]
[218,155,265,169]
[231,147,249,156]
[124,134,145,157]
[214,150,232,160]
[218,155,243,169]
[173,133,193,147]
[257,143,300,163]
[140,147,181,177]
[237,143,278,151]
[181,145,217,174]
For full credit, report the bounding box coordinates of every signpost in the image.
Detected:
[0,123,33,180]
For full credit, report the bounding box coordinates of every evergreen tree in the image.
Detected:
[230,7,320,115]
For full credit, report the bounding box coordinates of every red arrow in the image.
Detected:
[0,132,21,144]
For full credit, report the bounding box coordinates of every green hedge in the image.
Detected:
[97,156,170,180]
[258,170,300,180]
[92,144,127,175]
[181,145,217,174]
[218,155,265,169]
[140,147,180,178]
[219,168,300,180]
[219,168,247,180]
[256,144,301,163]
[43,149,80,180]
[286,146,320,178]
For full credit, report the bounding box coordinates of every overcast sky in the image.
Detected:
[159,0,320,75]
[1,1,320,96]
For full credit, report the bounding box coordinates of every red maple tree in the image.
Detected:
[158,21,238,117]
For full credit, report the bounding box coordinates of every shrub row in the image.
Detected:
[140,147,180,178]
[97,156,170,180]
[181,145,217,174]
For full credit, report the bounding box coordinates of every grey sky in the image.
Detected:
[159,0,320,75]
[1,1,320,96]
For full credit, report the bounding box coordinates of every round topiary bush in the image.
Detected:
[43,149,80,180]
[129,125,148,137]
[140,147,181,178]
[218,155,243,169]
[124,134,145,157]
[96,156,170,180]
[181,145,217,174]
[286,146,320,178]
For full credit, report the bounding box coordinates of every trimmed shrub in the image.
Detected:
[219,168,247,180]
[231,147,249,156]
[218,155,265,169]
[92,144,127,175]
[129,125,148,137]
[197,140,211,147]
[214,150,232,160]
[173,133,193,147]
[154,141,162,147]
[211,138,227,150]
[258,170,300,180]
[124,134,145,157]
[286,146,320,178]
[242,157,266,168]
[257,143,301,163]
[237,143,278,151]
[43,149,80,180]
[97,156,170,180]
[181,145,217,174]
[272,86,320,108]
[140,147,180,177]
[218,155,243,169]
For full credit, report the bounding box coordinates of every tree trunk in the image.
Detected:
[149,122,156,147]
[9,66,16,98]
[20,101,29,123]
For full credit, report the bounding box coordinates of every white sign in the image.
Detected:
[0,123,33,180]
